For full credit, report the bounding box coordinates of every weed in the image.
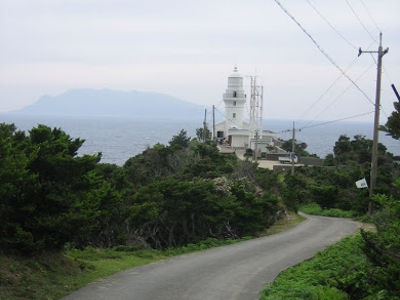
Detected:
[300,203,355,218]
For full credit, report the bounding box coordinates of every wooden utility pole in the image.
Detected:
[358,33,388,214]
[212,105,216,142]
[291,121,295,176]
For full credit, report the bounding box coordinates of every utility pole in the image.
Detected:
[358,33,389,214]
[212,105,216,142]
[291,121,295,176]
[203,108,207,143]
[254,130,259,163]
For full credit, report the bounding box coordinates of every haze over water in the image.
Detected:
[1,114,398,165]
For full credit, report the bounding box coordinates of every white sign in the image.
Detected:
[355,178,368,189]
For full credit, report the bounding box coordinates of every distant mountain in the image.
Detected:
[12,89,206,119]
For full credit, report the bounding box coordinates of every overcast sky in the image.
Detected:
[1,0,399,123]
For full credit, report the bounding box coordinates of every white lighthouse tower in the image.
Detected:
[215,67,252,147]
[223,66,246,129]
[215,66,279,154]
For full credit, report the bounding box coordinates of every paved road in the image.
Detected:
[64,214,361,300]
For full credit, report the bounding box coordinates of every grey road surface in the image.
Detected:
[64,214,361,300]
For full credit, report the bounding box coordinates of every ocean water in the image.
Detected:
[1,114,398,165]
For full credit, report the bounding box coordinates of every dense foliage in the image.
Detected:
[261,181,400,300]
[360,182,400,298]
[383,100,400,140]
[260,235,369,300]
[0,124,282,254]
[270,133,400,299]
[0,124,100,253]
[285,135,398,215]
[280,139,316,157]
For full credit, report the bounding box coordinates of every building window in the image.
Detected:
[233,113,236,118]
[233,91,237,97]
[217,131,224,138]
[233,101,236,106]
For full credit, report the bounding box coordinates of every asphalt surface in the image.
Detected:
[63,213,361,300]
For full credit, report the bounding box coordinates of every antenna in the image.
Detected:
[203,108,207,143]
[249,75,264,137]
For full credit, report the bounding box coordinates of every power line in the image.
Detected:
[300,111,374,130]
[296,56,359,123]
[302,62,375,128]
[296,39,376,125]
[344,0,377,43]
[305,0,357,50]
[278,110,374,134]
[272,0,375,108]
[359,0,382,33]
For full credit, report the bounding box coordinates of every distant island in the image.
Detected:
[11,89,206,119]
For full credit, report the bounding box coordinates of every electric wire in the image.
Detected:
[305,0,357,50]
[278,110,374,134]
[302,62,375,128]
[359,0,382,33]
[296,40,376,125]
[300,110,374,130]
[296,56,358,124]
[272,0,375,108]
[344,0,378,43]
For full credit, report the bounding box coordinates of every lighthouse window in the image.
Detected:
[233,101,236,106]
[233,113,236,118]
[233,91,237,97]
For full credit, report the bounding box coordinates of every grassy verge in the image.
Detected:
[300,203,356,218]
[260,234,370,300]
[261,212,305,236]
[0,238,244,300]
[0,212,305,300]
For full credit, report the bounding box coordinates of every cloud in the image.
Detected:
[0,0,399,122]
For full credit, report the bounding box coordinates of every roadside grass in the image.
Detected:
[0,252,85,300]
[260,234,370,300]
[261,211,305,236]
[300,203,356,218]
[0,240,235,300]
[0,211,305,300]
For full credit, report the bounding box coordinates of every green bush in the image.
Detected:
[300,203,355,218]
[260,235,370,299]
[0,124,100,254]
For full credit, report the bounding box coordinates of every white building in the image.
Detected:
[215,67,278,153]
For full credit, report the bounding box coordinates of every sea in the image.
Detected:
[1,113,398,166]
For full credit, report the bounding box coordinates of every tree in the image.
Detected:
[169,129,190,150]
[0,124,36,253]
[360,181,400,297]
[281,139,311,157]
[333,135,352,163]
[0,124,101,253]
[195,127,211,142]
[383,101,400,140]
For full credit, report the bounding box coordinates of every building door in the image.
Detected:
[228,135,232,146]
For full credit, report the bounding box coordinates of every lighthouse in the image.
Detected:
[215,67,252,148]
[215,66,278,152]
[223,66,246,129]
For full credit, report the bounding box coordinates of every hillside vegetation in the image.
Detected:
[2,113,400,299]
[0,124,285,254]
[0,122,289,298]
[260,121,400,299]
